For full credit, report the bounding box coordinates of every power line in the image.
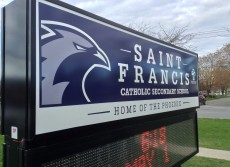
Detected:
[190,28,230,38]
[193,35,230,39]
[192,30,227,35]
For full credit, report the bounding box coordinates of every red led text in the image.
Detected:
[125,127,170,167]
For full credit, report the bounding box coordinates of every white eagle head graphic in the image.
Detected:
[41,20,111,105]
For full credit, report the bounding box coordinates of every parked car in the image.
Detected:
[199,91,208,97]
[199,94,206,105]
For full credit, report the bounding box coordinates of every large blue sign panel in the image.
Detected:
[36,0,198,134]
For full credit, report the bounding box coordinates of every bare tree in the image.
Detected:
[199,53,216,94]
[199,43,230,95]
[155,24,195,50]
[213,44,230,94]
[127,22,195,51]
[128,22,155,35]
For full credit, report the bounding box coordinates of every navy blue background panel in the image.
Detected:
[39,2,198,107]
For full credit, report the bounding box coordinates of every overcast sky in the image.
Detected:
[1,0,230,56]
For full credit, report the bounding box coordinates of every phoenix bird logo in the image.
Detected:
[41,20,111,105]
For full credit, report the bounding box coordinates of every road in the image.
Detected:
[197,97,230,119]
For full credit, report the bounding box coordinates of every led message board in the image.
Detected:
[40,116,197,167]
[36,0,198,134]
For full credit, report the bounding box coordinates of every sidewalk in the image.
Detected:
[196,147,230,161]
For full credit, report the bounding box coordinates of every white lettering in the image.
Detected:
[161,70,168,84]
[159,51,164,66]
[148,68,157,84]
[134,65,144,83]
[166,53,173,68]
[147,48,156,64]
[134,44,142,62]
[180,72,183,85]
[172,71,178,85]
[185,73,189,85]
[118,63,129,82]
[176,56,182,69]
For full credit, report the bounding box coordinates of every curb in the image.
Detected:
[196,147,230,161]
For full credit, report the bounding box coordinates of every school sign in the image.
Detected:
[1,0,199,166]
[36,0,198,134]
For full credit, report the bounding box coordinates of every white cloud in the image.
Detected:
[62,0,230,56]
[0,0,229,56]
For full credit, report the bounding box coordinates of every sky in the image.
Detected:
[0,0,230,56]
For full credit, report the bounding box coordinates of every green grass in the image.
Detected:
[198,119,230,151]
[206,95,230,101]
[183,157,230,167]
[183,119,230,166]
